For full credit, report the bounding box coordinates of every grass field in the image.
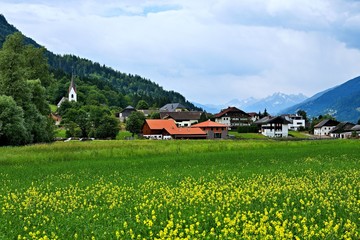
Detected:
[228,131,267,139]
[0,140,359,239]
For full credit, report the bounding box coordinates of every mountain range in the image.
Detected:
[195,93,308,115]
[280,76,360,123]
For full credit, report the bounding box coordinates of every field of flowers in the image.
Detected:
[0,140,359,239]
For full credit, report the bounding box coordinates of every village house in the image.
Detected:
[119,106,136,122]
[191,120,228,139]
[255,116,291,138]
[142,119,207,140]
[329,122,356,138]
[57,75,77,108]
[282,114,306,131]
[213,107,251,129]
[350,125,360,137]
[160,103,187,112]
[160,111,205,127]
[247,112,260,122]
[313,119,340,137]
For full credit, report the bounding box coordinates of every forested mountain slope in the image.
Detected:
[281,76,360,123]
[0,14,200,110]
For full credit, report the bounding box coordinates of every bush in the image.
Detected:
[237,125,259,133]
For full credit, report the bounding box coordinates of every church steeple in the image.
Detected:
[68,74,77,102]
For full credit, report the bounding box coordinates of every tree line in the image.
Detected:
[0,33,53,145]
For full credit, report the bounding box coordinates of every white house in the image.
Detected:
[213,107,251,129]
[313,119,340,137]
[255,116,291,138]
[283,114,306,131]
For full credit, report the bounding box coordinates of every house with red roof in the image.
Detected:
[191,120,228,139]
[213,107,251,130]
[142,119,207,140]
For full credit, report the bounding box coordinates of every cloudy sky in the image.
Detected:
[1,0,360,104]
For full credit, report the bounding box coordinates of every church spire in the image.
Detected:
[68,72,77,102]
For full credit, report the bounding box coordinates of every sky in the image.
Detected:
[1,0,360,105]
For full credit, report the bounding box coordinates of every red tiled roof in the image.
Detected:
[191,120,228,128]
[145,119,206,136]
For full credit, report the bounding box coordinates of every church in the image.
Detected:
[57,75,77,108]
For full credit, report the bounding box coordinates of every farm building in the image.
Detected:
[119,106,136,122]
[191,120,228,139]
[142,119,207,140]
[160,111,205,127]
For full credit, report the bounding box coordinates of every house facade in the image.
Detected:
[329,122,356,138]
[247,112,260,123]
[213,107,251,129]
[255,116,291,137]
[191,120,228,139]
[119,106,136,122]
[160,111,204,127]
[283,114,306,131]
[142,119,207,140]
[313,119,340,136]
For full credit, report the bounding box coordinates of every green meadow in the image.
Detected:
[0,140,359,239]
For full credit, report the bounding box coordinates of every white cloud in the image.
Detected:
[1,0,360,105]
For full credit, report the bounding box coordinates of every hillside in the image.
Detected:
[0,14,200,110]
[281,76,360,123]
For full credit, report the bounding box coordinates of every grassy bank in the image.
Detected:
[0,140,359,239]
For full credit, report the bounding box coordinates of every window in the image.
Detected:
[71,94,74,98]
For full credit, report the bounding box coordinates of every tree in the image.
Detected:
[94,115,120,139]
[199,112,208,123]
[0,32,54,145]
[357,118,360,125]
[149,111,160,119]
[136,100,149,110]
[126,111,146,137]
[263,109,269,117]
[297,110,308,121]
[0,95,27,146]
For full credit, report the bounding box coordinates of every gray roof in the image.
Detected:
[160,103,187,112]
[329,122,355,133]
[314,119,339,128]
[254,116,291,125]
[351,125,360,131]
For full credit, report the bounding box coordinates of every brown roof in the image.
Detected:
[247,112,259,117]
[145,119,206,136]
[214,107,250,118]
[191,120,228,128]
[160,111,203,121]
